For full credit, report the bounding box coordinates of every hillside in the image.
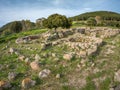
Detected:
[70,11,120,21]
[0,27,120,90]
[0,12,120,90]
[0,20,35,36]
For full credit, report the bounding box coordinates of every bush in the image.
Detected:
[2,29,12,36]
[10,21,22,33]
[86,17,97,26]
[43,14,72,30]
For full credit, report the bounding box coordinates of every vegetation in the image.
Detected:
[70,11,120,21]
[21,20,35,31]
[0,11,120,89]
[10,21,22,33]
[0,20,35,35]
[43,14,72,30]
[86,17,97,26]
[0,14,72,36]
[70,11,120,28]
[0,29,47,43]
[0,27,120,89]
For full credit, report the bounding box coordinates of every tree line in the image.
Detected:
[70,11,120,28]
[70,11,120,21]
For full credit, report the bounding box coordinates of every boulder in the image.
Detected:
[8,72,17,80]
[41,42,52,50]
[9,48,16,54]
[35,54,40,61]
[114,84,120,90]
[63,30,73,37]
[78,50,87,57]
[0,80,11,89]
[109,88,114,90]
[16,35,39,44]
[14,51,20,55]
[25,58,30,64]
[18,55,25,61]
[51,53,56,57]
[56,74,60,79]
[28,35,39,40]
[30,61,40,70]
[52,41,59,46]
[15,38,24,44]
[23,39,29,43]
[38,69,51,78]
[76,28,85,34]
[63,53,73,60]
[58,32,64,38]
[114,70,120,82]
[87,46,97,56]
[22,78,36,89]
[47,33,59,41]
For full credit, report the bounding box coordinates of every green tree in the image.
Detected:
[86,17,97,26]
[2,29,12,35]
[43,14,72,30]
[21,20,35,31]
[10,21,22,33]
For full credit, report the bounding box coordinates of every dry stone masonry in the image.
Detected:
[15,27,120,58]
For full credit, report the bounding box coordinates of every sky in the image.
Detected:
[0,0,120,27]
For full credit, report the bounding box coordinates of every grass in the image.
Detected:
[0,27,120,90]
[99,78,111,90]
[72,21,120,29]
[81,81,96,90]
[0,29,47,43]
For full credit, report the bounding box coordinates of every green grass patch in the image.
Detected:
[81,81,96,90]
[0,29,47,43]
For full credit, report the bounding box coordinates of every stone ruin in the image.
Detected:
[15,27,120,58]
[85,27,120,38]
[16,35,40,44]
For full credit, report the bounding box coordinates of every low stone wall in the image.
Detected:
[64,33,103,57]
[85,27,120,38]
[16,35,40,44]
[15,27,120,58]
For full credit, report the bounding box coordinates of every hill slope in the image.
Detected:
[0,20,35,36]
[70,11,120,21]
[0,27,120,90]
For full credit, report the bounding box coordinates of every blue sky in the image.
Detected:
[0,0,120,27]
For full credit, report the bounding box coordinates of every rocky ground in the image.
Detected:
[0,27,120,90]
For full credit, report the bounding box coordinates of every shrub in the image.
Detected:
[86,17,97,26]
[43,14,72,30]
